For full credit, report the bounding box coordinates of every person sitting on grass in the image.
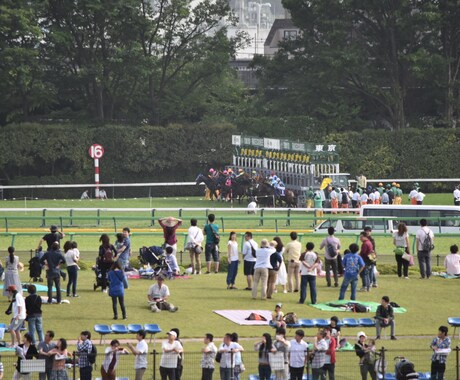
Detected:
[164,247,180,277]
[272,303,286,328]
[444,244,460,276]
[375,296,396,340]
[147,275,178,313]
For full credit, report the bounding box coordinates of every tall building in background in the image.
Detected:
[227,0,286,58]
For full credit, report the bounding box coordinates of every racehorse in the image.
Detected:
[195,174,219,201]
[231,174,252,204]
[253,181,275,207]
[277,189,297,208]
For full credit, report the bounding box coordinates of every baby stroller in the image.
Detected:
[394,357,419,380]
[29,253,43,282]
[138,246,172,279]
[92,258,109,291]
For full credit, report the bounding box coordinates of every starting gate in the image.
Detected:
[230,135,341,195]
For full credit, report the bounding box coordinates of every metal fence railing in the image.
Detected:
[0,346,458,379]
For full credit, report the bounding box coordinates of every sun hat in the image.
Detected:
[357,331,367,339]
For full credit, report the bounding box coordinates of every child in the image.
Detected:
[272,303,286,328]
[115,233,124,254]
[165,246,180,276]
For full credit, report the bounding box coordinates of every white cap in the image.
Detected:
[357,331,367,339]
[167,331,177,338]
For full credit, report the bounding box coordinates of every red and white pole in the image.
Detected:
[88,144,105,199]
[94,158,100,198]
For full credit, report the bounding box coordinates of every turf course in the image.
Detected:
[0,195,458,378]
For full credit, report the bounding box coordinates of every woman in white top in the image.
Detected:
[273,237,287,294]
[226,232,239,289]
[64,241,80,297]
[3,247,23,299]
[392,223,410,279]
[445,244,460,276]
[186,218,204,275]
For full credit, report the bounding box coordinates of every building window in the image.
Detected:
[284,30,297,40]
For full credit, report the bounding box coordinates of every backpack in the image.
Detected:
[88,344,97,365]
[422,231,434,251]
[207,225,220,245]
[341,192,348,204]
[103,247,114,263]
[326,240,338,258]
[250,242,256,258]
[283,312,299,325]
[349,302,367,313]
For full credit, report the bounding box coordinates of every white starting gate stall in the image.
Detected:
[230,135,341,204]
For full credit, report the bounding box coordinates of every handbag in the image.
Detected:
[402,252,411,262]
[234,363,245,374]
[194,245,202,254]
[268,351,285,371]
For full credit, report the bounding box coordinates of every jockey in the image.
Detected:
[208,168,217,179]
[275,178,285,197]
[270,175,278,187]
[228,168,236,178]
[236,168,245,178]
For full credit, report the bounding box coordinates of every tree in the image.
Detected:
[0,0,54,123]
[257,0,435,130]
[136,0,247,124]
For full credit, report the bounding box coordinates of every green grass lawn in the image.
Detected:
[0,195,458,378]
[0,266,458,379]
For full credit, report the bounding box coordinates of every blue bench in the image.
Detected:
[94,324,112,344]
[448,317,460,338]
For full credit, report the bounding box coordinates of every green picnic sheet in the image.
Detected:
[432,272,460,279]
[337,341,355,351]
[310,300,407,313]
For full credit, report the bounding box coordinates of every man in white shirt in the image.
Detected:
[409,188,418,205]
[319,227,341,287]
[252,239,274,300]
[416,191,425,205]
[444,244,460,276]
[242,232,258,291]
[219,333,240,380]
[330,187,338,214]
[416,219,435,279]
[289,329,308,380]
[127,330,148,380]
[186,218,204,275]
[453,186,460,206]
[147,276,178,312]
[360,192,369,206]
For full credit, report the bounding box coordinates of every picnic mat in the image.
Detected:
[0,284,53,292]
[213,310,272,325]
[432,272,460,279]
[310,300,407,313]
[337,341,355,351]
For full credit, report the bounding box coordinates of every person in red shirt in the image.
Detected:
[359,232,374,292]
[158,217,182,256]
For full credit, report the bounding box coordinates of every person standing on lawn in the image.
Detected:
[320,227,341,288]
[203,214,220,274]
[430,326,451,380]
[339,244,365,301]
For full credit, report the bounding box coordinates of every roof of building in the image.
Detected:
[264,18,297,46]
